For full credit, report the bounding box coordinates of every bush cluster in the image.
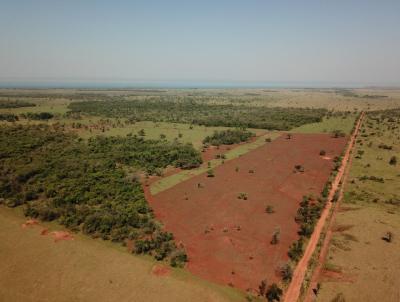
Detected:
[203,129,254,146]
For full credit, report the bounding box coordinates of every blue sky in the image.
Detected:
[1,0,400,86]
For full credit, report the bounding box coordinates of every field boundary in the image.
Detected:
[283,112,364,302]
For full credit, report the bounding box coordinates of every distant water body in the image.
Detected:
[0,81,377,89]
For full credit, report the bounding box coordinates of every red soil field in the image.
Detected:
[148,133,347,291]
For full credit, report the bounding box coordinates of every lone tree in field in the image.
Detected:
[270,227,280,245]
[389,155,397,165]
[294,164,304,173]
[207,169,215,177]
[319,149,326,156]
[265,205,275,214]
[238,192,248,200]
[382,231,393,243]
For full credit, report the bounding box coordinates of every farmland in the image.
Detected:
[1,88,400,302]
[149,133,347,291]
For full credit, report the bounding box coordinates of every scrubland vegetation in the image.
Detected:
[0,100,36,108]
[68,98,326,130]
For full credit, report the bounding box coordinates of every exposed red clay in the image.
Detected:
[50,231,74,242]
[320,269,356,283]
[147,133,347,291]
[21,219,39,228]
[151,264,171,277]
[40,228,49,236]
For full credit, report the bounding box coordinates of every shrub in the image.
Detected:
[288,239,304,261]
[294,164,304,172]
[389,156,397,165]
[265,205,275,214]
[332,130,345,138]
[266,283,283,302]
[238,192,248,200]
[170,250,188,267]
[280,263,293,282]
[270,227,280,245]
[382,231,393,243]
[319,150,326,156]
[207,169,215,177]
[258,279,267,297]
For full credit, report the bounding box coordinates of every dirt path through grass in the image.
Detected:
[283,112,364,302]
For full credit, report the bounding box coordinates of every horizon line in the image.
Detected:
[0,80,399,90]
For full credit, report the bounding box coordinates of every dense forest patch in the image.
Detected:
[203,129,255,146]
[0,100,36,109]
[68,98,326,130]
[0,113,18,121]
[22,112,54,120]
[0,125,202,266]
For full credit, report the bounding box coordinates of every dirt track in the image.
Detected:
[283,113,364,302]
[148,133,347,291]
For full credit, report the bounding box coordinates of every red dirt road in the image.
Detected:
[283,113,364,302]
[148,133,347,291]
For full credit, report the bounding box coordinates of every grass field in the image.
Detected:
[316,113,400,302]
[0,206,244,302]
[75,121,267,149]
[292,114,357,135]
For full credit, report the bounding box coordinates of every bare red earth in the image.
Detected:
[151,264,171,277]
[149,133,347,291]
[21,219,39,228]
[50,231,74,242]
